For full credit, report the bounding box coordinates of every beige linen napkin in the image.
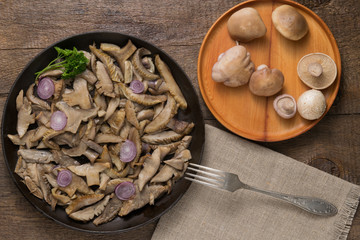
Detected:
[152,124,360,240]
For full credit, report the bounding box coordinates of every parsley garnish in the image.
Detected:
[35,47,89,80]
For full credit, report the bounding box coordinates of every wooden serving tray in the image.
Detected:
[198,0,341,142]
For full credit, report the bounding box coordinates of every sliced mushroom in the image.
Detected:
[128,127,142,167]
[142,130,188,145]
[132,48,159,80]
[119,184,168,216]
[68,162,110,186]
[51,150,80,167]
[17,98,35,138]
[142,57,156,73]
[95,133,124,143]
[137,146,170,191]
[93,195,123,226]
[53,79,64,100]
[164,159,185,171]
[34,110,51,128]
[65,193,104,215]
[93,90,107,111]
[100,41,137,74]
[39,69,64,79]
[136,109,154,121]
[51,188,71,205]
[108,109,126,135]
[124,60,134,84]
[16,89,24,111]
[151,165,177,183]
[118,82,167,106]
[104,178,134,195]
[125,100,140,129]
[96,145,112,165]
[8,129,37,149]
[58,171,94,197]
[95,61,115,98]
[144,95,177,134]
[104,97,120,121]
[166,118,190,134]
[24,175,43,199]
[26,83,50,110]
[77,68,98,85]
[89,45,123,83]
[55,101,99,134]
[18,149,54,163]
[62,78,92,109]
[155,55,187,110]
[69,194,110,222]
[15,156,27,179]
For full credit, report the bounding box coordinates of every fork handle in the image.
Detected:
[243,185,338,216]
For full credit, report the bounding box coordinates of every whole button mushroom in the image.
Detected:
[297,53,337,90]
[227,7,267,42]
[297,89,327,120]
[212,45,255,87]
[273,94,296,119]
[249,64,284,97]
[272,5,308,41]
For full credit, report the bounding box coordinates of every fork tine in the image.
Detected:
[185,172,223,186]
[187,167,225,180]
[184,176,225,190]
[189,163,225,175]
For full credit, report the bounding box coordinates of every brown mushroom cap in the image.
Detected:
[273,94,296,119]
[297,89,326,120]
[249,65,284,97]
[227,7,267,42]
[272,5,308,41]
[297,53,337,90]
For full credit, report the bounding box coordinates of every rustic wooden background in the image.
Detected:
[0,0,359,239]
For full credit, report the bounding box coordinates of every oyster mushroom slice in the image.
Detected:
[125,100,140,129]
[16,89,24,111]
[211,45,255,88]
[55,101,99,134]
[68,162,110,186]
[273,94,297,119]
[128,127,142,167]
[95,61,115,97]
[108,109,126,135]
[136,109,155,121]
[39,69,64,79]
[104,97,120,121]
[26,83,51,110]
[17,98,35,138]
[93,195,123,226]
[166,118,190,134]
[297,53,337,90]
[118,82,167,106]
[65,193,104,215]
[155,55,187,110]
[144,94,177,134]
[95,133,124,143]
[58,171,94,197]
[124,60,134,84]
[119,184,168,217]
[132,48,159,80]
[62,78,92,109]
[89,45,123,83]
[100,41,137,74]
[138,146,170,191]
[69,194,110,222]
[18,149,54,163]
[77,68,98,85]
[151,165,177,183]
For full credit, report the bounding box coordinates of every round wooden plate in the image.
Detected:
[198,0,341,142]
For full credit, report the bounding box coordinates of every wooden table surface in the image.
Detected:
[0,0,359,239]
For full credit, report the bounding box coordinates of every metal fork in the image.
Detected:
[185,163,338,217]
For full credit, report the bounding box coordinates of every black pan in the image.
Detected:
[1,31,205,233]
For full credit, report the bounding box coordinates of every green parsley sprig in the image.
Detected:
[35,47,89,80]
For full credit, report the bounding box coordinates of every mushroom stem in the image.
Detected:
[307,62,323,77]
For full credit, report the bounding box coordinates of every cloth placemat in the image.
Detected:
[152,124,360,240]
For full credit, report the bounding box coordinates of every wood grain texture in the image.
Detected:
[0,0,359,239]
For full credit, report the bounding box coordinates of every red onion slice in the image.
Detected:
[37,77,55,100]
[120,140,137,162]
[57,170,72,187]
[50,111,67,131]
[130,80,144,94]
[115,182,136,200]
